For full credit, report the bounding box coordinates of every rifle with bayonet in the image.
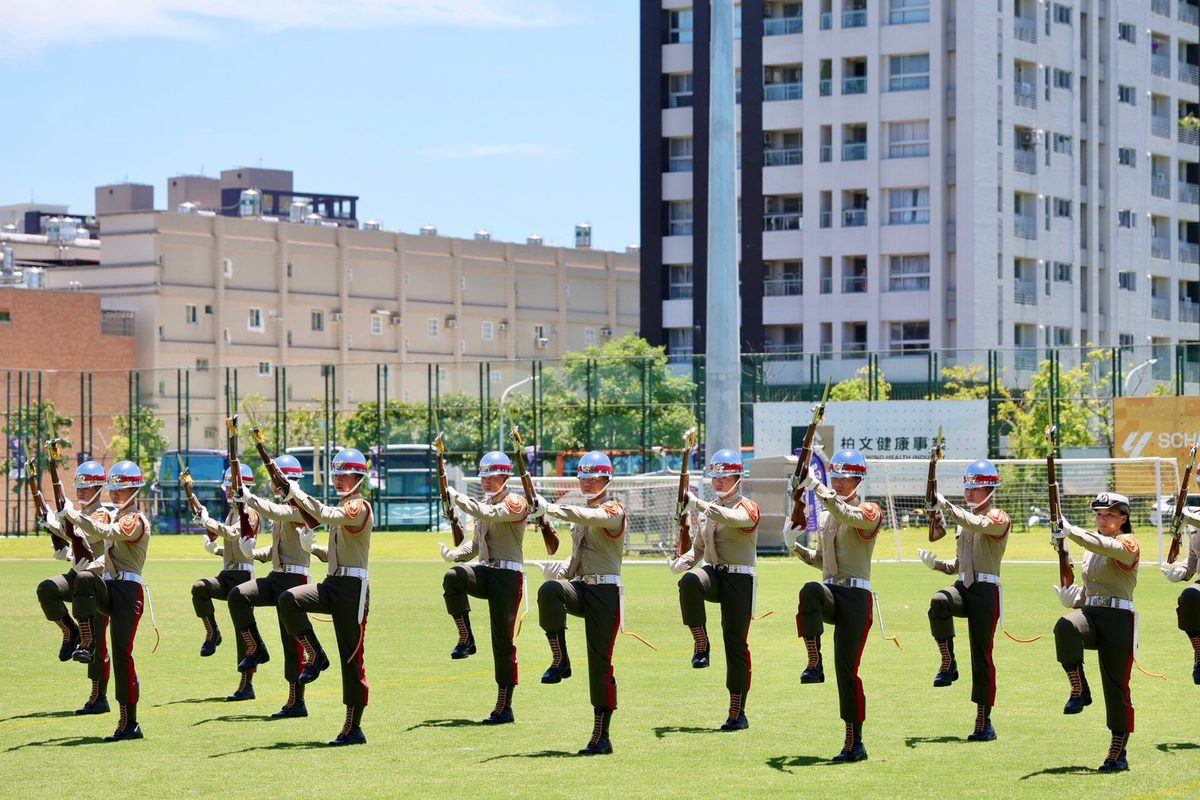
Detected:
[25,448,62,555]
[435,432,465,547]
[786,377,833,531]
[925,426,945,542]
[510,426,559,556]
[675,428,697,556]
[1167,436,1199,564]
[246,417,320,530]
[225,413,255,540]
[1046,426,1074,587]
[44,439,94,563]
[176,453,211,539]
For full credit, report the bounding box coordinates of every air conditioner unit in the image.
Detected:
[600,327,613,337]
[445,315,458,328]
[390,316,403,326]
[535,337,549,348]
[223,328,231,344]
[330,312,343,322]
[1019,131,1035,147]
[763,132,775,146]
[764,4,774,17]
[497,321,508,331]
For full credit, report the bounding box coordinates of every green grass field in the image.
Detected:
[1,530,1196,800]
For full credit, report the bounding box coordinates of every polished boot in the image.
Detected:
[541,630,572,683]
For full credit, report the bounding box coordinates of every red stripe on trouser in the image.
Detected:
[604,605,620,709]
[98,615,111,683]
[852,594,873,723]
[355,599,370,707]
[984,585,999,707]
[1122,615,1135,733]
[126,586,144,705]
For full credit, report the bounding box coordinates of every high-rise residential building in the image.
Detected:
[640,0,1199,382]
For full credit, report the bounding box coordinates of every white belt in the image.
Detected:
[825,576,871,591]
[716,563,755,575]
[961,572,1000,585]
[581,574,621,586]
[484,559,524,573]
[333,566,368,579]
[226,562,254,572]
[1086,595,1134,612]
[278,565,310,576]
[105,571,143,584]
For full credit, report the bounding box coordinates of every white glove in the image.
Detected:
[439,542,455,563]
[1054,584,1084,609]
[203,536,220,555]
[684,492,702,513]
[239,537,257,559]
[1050,519,1069,541]
[667,555,692,574]
[799,472,821,492]
[194,505,209,524]
[44,508,59,530]
[233,485,252,505]
[933,492,949,510]
[540,560,566,579]
[283,480,300,502]
[528,501,546,521]
[60,498,79,522]
[1161,564,1189,583]
[298,529,317,553]
[61,497,76,516]
[917,548,939,570]
[53,545,71,562]
[445,485,461,503]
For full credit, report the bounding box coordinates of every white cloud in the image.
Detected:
[418,143,573,160]
[0,0,572,54]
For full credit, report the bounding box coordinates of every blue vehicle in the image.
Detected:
[152,449,229,534]
[368,444,440,531]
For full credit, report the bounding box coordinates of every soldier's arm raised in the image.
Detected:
[1065,526,1139,567]
[245,492,306,524]
[545,502,624,532]
[453,491,529,523]
[941,502,1011,540]
[812,483,882,537]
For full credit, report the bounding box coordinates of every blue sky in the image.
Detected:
[1,1,641,251]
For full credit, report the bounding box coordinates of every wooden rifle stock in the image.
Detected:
[1046,426,1074,587]
[45,440,94,563]
[25,455,61,554]
[177,454,212,540]
[676,429,697,556]
[249,427,321,530]
[925,426,944,542]
[510,427,558,556]
[1167,437,1198,564]
[434,433,465,547]
[226,415,255,540]
[786,378,832,530]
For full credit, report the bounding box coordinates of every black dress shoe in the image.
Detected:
[271,703,308,719]
[691,649,710,669]
[451,638,477,660]
[578,738,613,755]
[226,685,256,702]
[298,651,330,684]
[200,631,222,658]
[75,697,110,716]
[72,645,95,665]
[328,727,367,746]
[800,659,825,684]
[1098,752,1128,772]
[1193,662,1199,685]
[933,660,959,687]
[58,629,80,662]
[719,713,749,731]
[831,741,868,762]
[104,723,144,742]
[541,663,573,684]
[481,708,515,725]
[1063,688,1093,715]
[967,722,996,742]
[237,647,271,673]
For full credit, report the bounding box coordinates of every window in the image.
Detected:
[1054,262,1072,282]
[888,54,930,91]
[889,0,930,25]
[1053,327,1073,346]
[311,310,324,331]
[222,257,233,278]
[763,130,803,166]
[764,195,803,230]
[1118,147,1137,167]
[196,358,210,372]
[481,320,495,342]
[667,327,694,358]
[427,317,440,338]
[667,137,694,172]
[1117,210,1137,229]
[888,188,930,224]
[185,303,198,325]
[888,120,930,158]
[667,200,694,235]
[667,73,694,108]
[889,321,930,353]
[668,264,694,299]
[1119,333,1135,348]
[1117,22,1136,43]
[1053,3,1071,24]
[248,307,263,331]
[664,9,693,43]
[1117,85,1136,105]
[371,314,383,336]
[585,328,597,346]
[1052,133,1072,154]
[205,304,214,315]
[1054,198,1072,218]
[1052,69,1072,90]
[490,370,502,385]
[1118,271,1137,291]
[258,362,272,377]
[888,255,930,291]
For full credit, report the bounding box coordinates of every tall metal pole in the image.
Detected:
[704,0,741,456]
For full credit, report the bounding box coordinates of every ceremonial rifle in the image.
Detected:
[44,439,94,563]
[246,416,321,529]
[675,428,697,556]
[1167,437,1199,564]
[510,426,559,556]
[176,453,212,540]
[786,377,833,531]
[24,449,62,555]
[1046,426,1074,587]
[925,426,945,542]
[225,413,255,540]
[435,432,465,547]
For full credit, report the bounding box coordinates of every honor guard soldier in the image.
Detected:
[790,448,881,762]
[277,447,373,746]
[37,460,112,715]
[440,451,529,725]
[1162,499,1200,684]
[229,454,322,718]
[535,450,626,755]
[1051,492,1139,772]
[191,463,265,702]
[60,461,151,741]
[917,459,1010,741]
[668,449,761,731]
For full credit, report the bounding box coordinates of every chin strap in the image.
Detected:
[335,475,366,498]
[967,489,996,512]
[115,489,142,515]
[716,478,742,502]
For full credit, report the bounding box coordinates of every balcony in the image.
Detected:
[1152,297,1172,320]
[764,16,803,36]
[764,277,803,296]
[1183,3,1200,26]
[1014,149,1037,174]
[1152,236,1171,259]
[890,5,930,24]
[1180,125,1200,146]
[819,79,833,96]
[1014,348,1038,371]
[1014,217,1037,240]
[764,83,803,101]
[1182,63,1200,87]
[101,309,136,336]
[1152,55,1171,79]
[1014,18,1036,44]
[842,142,867,161]
[843,342,868,358]
[1152,116,1171,138]
[843,77,868,95]
[819,211,833,228]
[842,275,868,293]
[843,209,868,227]
[1152,175,1171,199]
[668,282,693,300]
[820,12,832,29]
[1181,182,1200,206]
[820,144,833,162]
[764,213,803,231]
[889,208,930,225]
[764,148,803,167]
[1181,242,1200,264]
[1152,0,1169,15]
[764,342,805,354]
[1014,82,1036,109]
[1181,300,1200,323]
[820,276,833,294]
[843,9,867,28]
[1014,280,1037,305]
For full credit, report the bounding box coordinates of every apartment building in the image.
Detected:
[640,0,1200,382]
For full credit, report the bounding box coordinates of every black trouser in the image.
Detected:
[1054,606,1135,734]
[797,582,873,723]
[192,569,253,671]
[678,566,753,694]
[72,574,143,707]
[229,571,309,684]
[1177,583,1200,637]
[928,580,1001,706]
[538,579,620,709]
[443,564,523,687]
[38,570,110,694]
[279,575,369,707]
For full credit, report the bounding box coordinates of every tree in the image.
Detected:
[108,406,170,481]
[996,348,1113,458]
[830,364,891,402]
[932,364,989,400]
[1,399,74,477]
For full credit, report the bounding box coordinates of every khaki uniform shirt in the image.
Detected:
[244,494,313,569]
[203,508,263,569]
[72,506,151,577]
[938,502,1011,577]
[448,489,528,565]
[1065,524,1139,601]
[684,493,760,568]
[294,488,373,573]
[547,498,626,578]
[810,484,881,582]
[1181,509,1200,581]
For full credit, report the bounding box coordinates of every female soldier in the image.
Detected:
[1160,485,1200,684]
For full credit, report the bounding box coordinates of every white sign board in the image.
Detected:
[753,400,989,460]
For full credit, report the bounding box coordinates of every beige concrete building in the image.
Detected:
[42,211,640,445]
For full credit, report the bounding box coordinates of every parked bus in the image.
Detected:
[284,444,343,503]
[152,449,229,534]
[554,446,752,477]
[368,444,440,530]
